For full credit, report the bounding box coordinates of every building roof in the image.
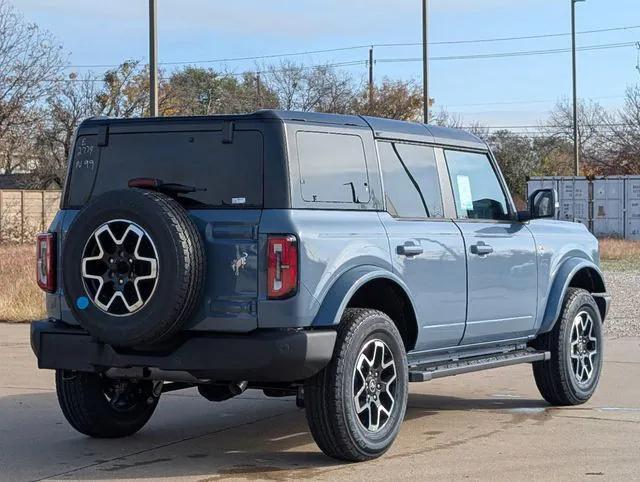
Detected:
[0,173,63,190]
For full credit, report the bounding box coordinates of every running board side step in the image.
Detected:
[408,349,551,383]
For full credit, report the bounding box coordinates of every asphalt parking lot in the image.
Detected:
[1,324,639,481]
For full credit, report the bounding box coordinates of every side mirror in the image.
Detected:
[518,188,558,222]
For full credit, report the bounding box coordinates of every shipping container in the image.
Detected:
[527,175,640,239]
[593,176,625,238]
[625,176,640,240]
[558,177,590,228]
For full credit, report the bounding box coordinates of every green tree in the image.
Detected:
[164,66,277,116]
[355,78,423,121]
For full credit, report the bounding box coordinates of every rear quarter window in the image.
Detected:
[296,131,370,204]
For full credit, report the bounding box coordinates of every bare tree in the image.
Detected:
[0,0,65,173]
[544,98,613,173]
[32,72,101,180]
[606,85,640,174]
[262,61,357,113]
[96,61,155,118]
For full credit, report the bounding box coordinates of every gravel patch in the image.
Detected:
[603,269,640,338]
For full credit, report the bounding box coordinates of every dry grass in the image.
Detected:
[599,238,640,271]
[0,244,45,322]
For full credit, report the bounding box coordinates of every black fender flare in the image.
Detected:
[539,258,609,334]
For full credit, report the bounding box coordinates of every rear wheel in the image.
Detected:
[531,288,603,406]
[304,309,408,462]
[56,370,160,438]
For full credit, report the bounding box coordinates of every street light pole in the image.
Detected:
[422,0,429,124]
[149,0,158,117]
[571,0,585,176]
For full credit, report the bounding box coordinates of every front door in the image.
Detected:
[444,149,538,344]
[378,141,467,351]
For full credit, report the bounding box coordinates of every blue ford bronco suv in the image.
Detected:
[32,110,610,461]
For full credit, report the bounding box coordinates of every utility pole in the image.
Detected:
[256,71,262,108]
[149,0,158,117]
[422,0,429,124]
[368,47,374,107]
[571,0,585,176]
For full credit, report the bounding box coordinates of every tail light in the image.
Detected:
[267,235,298,299]
[36,233,56,293]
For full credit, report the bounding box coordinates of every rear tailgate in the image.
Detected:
[57,121,264,333]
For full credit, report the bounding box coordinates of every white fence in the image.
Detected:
[527,176,640,239]
[0,190,61,243]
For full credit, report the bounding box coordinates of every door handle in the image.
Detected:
[397,243,424,257]
[470,243,494,256]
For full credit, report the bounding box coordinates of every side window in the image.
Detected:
[394,143,444,218]
[445,150,511,221]
[378,142,427,218]
[296,131,370,204]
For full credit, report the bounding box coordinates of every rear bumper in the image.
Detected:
[31,320,336,382]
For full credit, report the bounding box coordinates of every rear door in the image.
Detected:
[64,126,264,333]
[378,141,467,352]
[443,149,538,344]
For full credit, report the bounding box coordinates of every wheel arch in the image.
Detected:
[539,258,609,334]
[312,266,419,351]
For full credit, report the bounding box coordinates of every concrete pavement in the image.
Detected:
[1,323,638,481]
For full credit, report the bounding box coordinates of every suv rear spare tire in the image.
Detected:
[62,189,205,347]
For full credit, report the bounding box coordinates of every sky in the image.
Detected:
[14,0,640,128]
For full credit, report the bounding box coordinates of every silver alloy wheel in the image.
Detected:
[81,220,159,316]
[570,310,599,385]
[353,339,397,432]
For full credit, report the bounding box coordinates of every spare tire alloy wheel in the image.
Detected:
[63,189,205,348]
[82,220,159,316]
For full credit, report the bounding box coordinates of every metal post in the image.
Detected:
[0,189,3,243]
[20,190,24,243]
[422,0,429,123]
[256,72,262,108]
[149,0,158,117]
[368,47,374,107]
[41,191,45,232]
[571,0,584,176]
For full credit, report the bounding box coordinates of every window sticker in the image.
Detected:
[457,175,474,211]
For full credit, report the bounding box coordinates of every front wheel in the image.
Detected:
[56,370,160,438]
[531,288,604,406]
[304,309,409,462]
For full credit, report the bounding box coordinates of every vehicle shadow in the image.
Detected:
[0,389,549,480]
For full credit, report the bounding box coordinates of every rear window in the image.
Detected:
[66,130,263,208]
[296,131,370,204]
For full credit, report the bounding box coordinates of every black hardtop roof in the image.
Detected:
[81,110,486,150]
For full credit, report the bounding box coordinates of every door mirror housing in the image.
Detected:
[518,188,558,222]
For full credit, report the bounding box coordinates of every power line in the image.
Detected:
[475,123,626,130]
[445,95,624,108]
[50,40,637,84]
[377,41,637,63]
[38,60,370,83]
[62,24,640,70]
[378,25,640,47]
[30,40,640,86]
